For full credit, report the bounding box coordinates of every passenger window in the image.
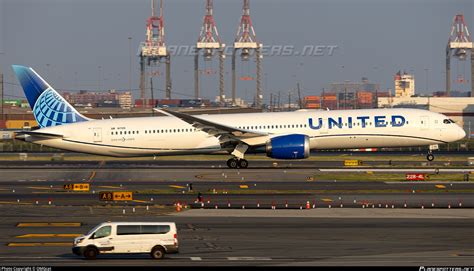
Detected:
[141,225,170,234]
[117,225,140,235]
[93,226,111,239]
[117,225,170,235]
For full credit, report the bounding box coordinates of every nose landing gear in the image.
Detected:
[427,144,438,161]
[427,153,435,161]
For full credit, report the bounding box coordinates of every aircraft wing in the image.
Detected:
[154,108,270,145]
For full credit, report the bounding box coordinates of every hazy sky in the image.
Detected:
[0,0,473,103]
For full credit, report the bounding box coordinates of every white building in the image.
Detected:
[118,92,132,110]
[394,71,415,97]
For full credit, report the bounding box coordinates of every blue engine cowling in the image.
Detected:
[265,134,310,159]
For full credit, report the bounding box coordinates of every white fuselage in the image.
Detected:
[25,108,466,157]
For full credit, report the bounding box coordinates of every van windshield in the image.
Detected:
[92,226,112,239]
[86,224,105,236]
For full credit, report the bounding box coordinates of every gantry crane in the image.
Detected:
[195,0,225,105]
[139,0,171,106]
[232,0,263,107]
[446,14,473,96]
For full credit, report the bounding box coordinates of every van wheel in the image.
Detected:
[84,247,98,260]
[151,246,165,259]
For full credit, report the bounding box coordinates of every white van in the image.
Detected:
[72,222,179,259]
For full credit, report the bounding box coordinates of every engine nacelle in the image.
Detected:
[265,134,310,159]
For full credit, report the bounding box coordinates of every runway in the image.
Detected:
[0,158,473,266]
[0,166,473,208]
[0,158,471,169]
[0,206,472,266]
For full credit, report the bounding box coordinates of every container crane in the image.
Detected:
[232,0,263,107]
[446,14,473,96]
[139,0,171,107]
[195,0,225,105]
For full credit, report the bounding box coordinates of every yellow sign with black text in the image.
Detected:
[113,192,133,201]
[63,183,90,192]
[99,191,133,201]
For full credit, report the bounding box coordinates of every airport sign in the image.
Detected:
[113,192,133,201]
[344,160,362,166]
[64,183,90,192]
[99,191,133,201]
[405,173,429,181]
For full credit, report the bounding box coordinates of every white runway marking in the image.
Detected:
[227,257,272,261]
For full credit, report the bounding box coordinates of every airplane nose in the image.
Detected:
[458,127,466,140]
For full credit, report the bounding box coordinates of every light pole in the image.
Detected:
[0,53,3,121]
[73,71,78,90]
[128,37,132,93]
[98,66,102,92]
[424,68,429,93]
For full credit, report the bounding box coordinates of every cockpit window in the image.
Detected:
[443,119,451,124]
[449,119,455,123]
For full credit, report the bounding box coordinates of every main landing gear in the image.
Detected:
[226,158,248,169]
[227,143,249,169]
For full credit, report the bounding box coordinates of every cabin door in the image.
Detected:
[420,116,429,130]
[93,128,102,143]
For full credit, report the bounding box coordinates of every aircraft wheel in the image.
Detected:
[227,158,238,169]
[238,159,248,169]
[427,154,434,161]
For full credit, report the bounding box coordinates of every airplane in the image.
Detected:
[12,65,466,168]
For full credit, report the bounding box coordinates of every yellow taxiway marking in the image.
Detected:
[0,201,32,205]
[321,198,333,202]
[132,200,149,203]
[17,222,81,227]
[88,171,96,181]
[366,171,374,174]
[435,185,446,189]
[7,242,72,247]
[239,185,249,189]
[169,185,185,189]
[97,186,122,189]
[16,234,81,238]
[27,186,51,190]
